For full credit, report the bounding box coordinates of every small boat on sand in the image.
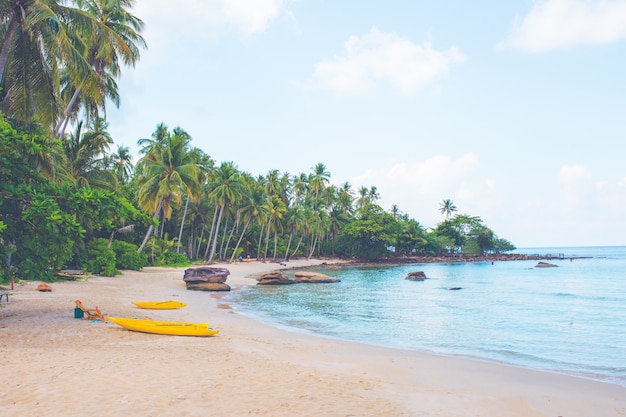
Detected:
[132,300,187,309]
[108,317,218,337]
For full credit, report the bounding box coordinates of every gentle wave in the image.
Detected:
[225,246,626,386]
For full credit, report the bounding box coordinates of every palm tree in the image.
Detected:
[135,126,200,253]
[205,162,244,262]
[54,0,146,138]
[176,147,212,253]
[0,0,98,128]
[439,199,457,219]
[61,117,116,189]
[228,178,268,263]
[309,163,330,199]
[109,145,133,184]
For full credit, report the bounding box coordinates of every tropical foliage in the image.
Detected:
[0,1,516,283]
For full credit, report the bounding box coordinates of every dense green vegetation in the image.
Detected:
[0,0,515,283]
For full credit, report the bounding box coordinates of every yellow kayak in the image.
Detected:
[132,300,187,310]
[108,317,218,337]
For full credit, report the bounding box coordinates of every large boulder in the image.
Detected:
[184,267,231,291]
[186,282,232,292]
[257,271,295,285]
[406,271,427,281]
[294,271,340,283]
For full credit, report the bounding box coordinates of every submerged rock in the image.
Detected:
[294,271,340,283]
[406,271,427,281]
[535,262,558,268]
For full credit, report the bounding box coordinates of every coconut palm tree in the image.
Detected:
[135,125,200,253]
[228,178,268,263]
[309,163,330,199]
[61,117,116,189]
[205,162,244,262]
[0,0,98,129]
[109,145,133,184]
[54,0,145,138]
[439,198,457,219]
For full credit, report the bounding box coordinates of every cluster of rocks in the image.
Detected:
[183,267,231,291]
[257,271,340,285]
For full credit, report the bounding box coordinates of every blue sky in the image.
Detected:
[107,0,626,248]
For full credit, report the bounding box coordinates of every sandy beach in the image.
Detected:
[1,259,624,417]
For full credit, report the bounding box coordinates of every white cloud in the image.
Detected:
[133,0,284,40]
[350,154,490,226]
[498,0,626,52]
[559,164,590,182]
[221,0,283,34]
[310,27,466,94]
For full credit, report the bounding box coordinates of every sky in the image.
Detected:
[106,0,626,249]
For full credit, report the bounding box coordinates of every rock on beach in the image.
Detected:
[183,267,231,291]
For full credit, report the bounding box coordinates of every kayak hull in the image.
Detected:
[132,300,187,310]
[108,317,218,337]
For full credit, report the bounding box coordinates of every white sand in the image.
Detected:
[1,259,624,417]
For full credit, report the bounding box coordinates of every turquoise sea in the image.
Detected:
[224,246,626,386]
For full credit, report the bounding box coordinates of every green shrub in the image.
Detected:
[111,240,147,270]
[163,252,189,266]
[83,238,118,276]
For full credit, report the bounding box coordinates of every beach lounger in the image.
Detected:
[74,300,107,321]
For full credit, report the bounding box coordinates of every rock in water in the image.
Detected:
[293,271,340,283]
[257,271,295,285]
[535,262,558,268]
[405,271,427,281]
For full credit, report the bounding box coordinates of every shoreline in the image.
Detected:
[1,259,625,416]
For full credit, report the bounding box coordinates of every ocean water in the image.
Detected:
[224,246,626,386]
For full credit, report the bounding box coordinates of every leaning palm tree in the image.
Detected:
[54,0,146,138]
[0,0,98,129]
[439,199,457,219]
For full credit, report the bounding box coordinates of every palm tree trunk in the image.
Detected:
[291,234,304,259]
[307,235,318,261]
[176,194,190,252]
[218,218,229,261]
[263,217,273,262]
[272,232,278,261]
[138,200,163,253]
[229,218,251,263]
[0,18,19,85]
[54,87,82,139]
[223,213,239,261]
[284,226,294,261]
[207,205,224,263]
[256,224,265,260]
[203,206,219,259]
[195,226,205,259]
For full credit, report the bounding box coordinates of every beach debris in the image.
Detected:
[535,261,558,268]
[293,271,340,283]
[256,271,295,285]
[37,283,53,292]
[405,271,427,281]
[183,267,231,291]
